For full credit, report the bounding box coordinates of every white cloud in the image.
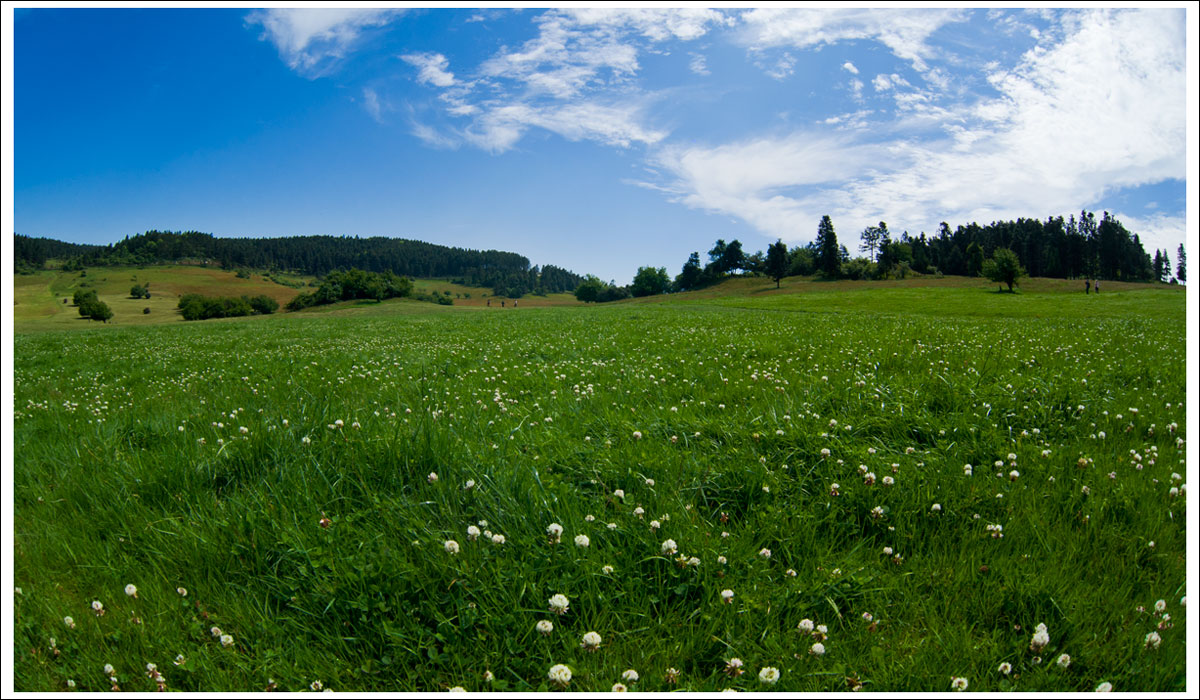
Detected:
[401,52,456,87]
[739,8,968,72]
[463,100,667,154]
[647,10,1185,248]
[689,52,710,76]
[362,87,384,123]
[247,9,399,77]
[842,61,859,75]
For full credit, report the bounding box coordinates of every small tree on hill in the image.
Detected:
[816,215,840,278]
[1177,243,1187,283]
[766,239,789,288]
[982,247,1025,292]
[631,266,670,297]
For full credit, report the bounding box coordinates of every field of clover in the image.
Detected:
[12,299,1187,692]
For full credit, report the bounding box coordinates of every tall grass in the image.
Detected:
[12,293,1187,692]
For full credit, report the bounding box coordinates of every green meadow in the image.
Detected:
[11,275,1188,692]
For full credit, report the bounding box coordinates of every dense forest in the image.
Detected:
[13,231,584,298]
[667,210,1176,294]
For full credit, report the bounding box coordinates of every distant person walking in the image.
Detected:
[1085,279,1091,294]
[501,300,505,308]
[487,299,491,307]
[513,300,517,308]
[1094,281,1100,293]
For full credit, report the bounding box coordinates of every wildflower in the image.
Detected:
[176,587,187,597]
[444,540,460,555]
[67,680,75,689]
[649,520,661,530]
[1056,653,1071,669]
[810,642,826,655]
[580,631,602,651]
[125,584,138,598]
[665,668,680,684]
[220,634,234,647]
[721,589,734,604]
[687,556,701,567]
[1030,623,1049,652]
[104,664,115,676]
[467,525,480,541]
[491,533,505,545]
[537,620,554,635]
[661,539,678,556]
[951,677,969,691]
[882,546,893,556]
[311,681,323,691]
[717,555,728,565]
[998,662,1012,675]
[427,472,438,483]
[725,658,744,677]
[862,611,873,622]
[574,534,590,548]
[547,523,563,542]
[612,683,627,692]
[483,671,495,682]
[1155,599,1166,613]
[613,489,625,499]
[1144,631,1161,649]
[633,506,645,518]
[1096,681,1113,692]
[92,600,105,615]
[871,506,884,519]
[1009,470,1020,481]
[758,667,781,685]
[632,431,643,440]
[882,476,894,486]
[759,547,772,559]
[63,616,75,629]
[549,593,570,615]
[174,654,186,666]
[622,669,639,683]
[798,618,814,633]
[548,664,572,687]
[464,479,475,490]
[821,448,831,457]
[449,687,466,693]
[211,626,223,637]
[964,464,973,476]
[602,565,614,574]
[645,478,655,487]
[931,503,942,512]
[786,568,797,577]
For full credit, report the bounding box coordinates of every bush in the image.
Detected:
[143,307,151,314]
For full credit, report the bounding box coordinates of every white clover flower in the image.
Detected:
[1144,631,1161,649]
[124,583,138,598]
[810,642,826,655]
[491,533,505,545]
[467,525,481,541]
[549,593,570,615]
[174,654,186,666]
[645,478,655,487]
[717,555,727,565]
[661,539,678,556]
[211,626,223,637]
[632,431,642,440]
[998,662,1012,675]
[649,520,661,530]
[932,503,942,512]
[612,682,627,692]
[633,506,645,518]
[427,472,438,483]
[63,616,75,629]
[483,670,494,683]
[104,663,115,676]
[537,620,554,635]
[613,489,625,499]
[1155,599,1166,613]
[464,479,475,490]
[92,600,105,614]
[449,687,466,693]
[547,523,563,538]
[220,634,234,647]
[721,589,734,604]
[580,631,602,651]
[444,540,460,555]
[622,669,639,683]
[951,677,969,691]
[687,556,701,567]
[176,587,187,597]
[548,664,572,687]
[798,618,814,633]
[574,534,590,548]
[1096,681,1113,692]
[1056,653,1071,669]
[758,667,780,685]
[758,547,772,559]
[602,565,614,574]
[1030,624,1049,652]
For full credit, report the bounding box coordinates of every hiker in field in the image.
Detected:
[487,299,490,307]
[513,300,517,308]
[501,300,505,308]
[1085,279,1091,294]
[1095,281,1100,293]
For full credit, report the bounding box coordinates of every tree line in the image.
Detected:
[13,231,585,298]
[573,210,1181,302]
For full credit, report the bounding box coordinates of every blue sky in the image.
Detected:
[9,5,1193,284]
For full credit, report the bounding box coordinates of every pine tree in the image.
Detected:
[1178,244,1187,283]
[816,216,840,278]
[766,239,789,288]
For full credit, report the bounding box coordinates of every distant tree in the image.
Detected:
[743,250,766,274]
[675,252,703,292]
[574,275,606,303]
[1153,249,1165,282]
[1177,243,1187,283]
[249,295,279,314]
[766,239,789,288]
[631,266,670,297]
[859,222,888,262]
[1160,249,1171,283]
[143,307,151,314]
[73,288,97,307]
[982,248,1025,292]
[130,284,148,299]
[965,242,984,277]
[816,215,840,278]
[718,239,746,274]
[788,245,815,276]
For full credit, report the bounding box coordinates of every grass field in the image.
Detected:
[10,274,1188,692]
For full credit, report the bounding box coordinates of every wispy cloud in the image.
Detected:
[401,52,456,87]
[647,9,1185,245]
[362,87,385,123]
[247,8,400,78]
